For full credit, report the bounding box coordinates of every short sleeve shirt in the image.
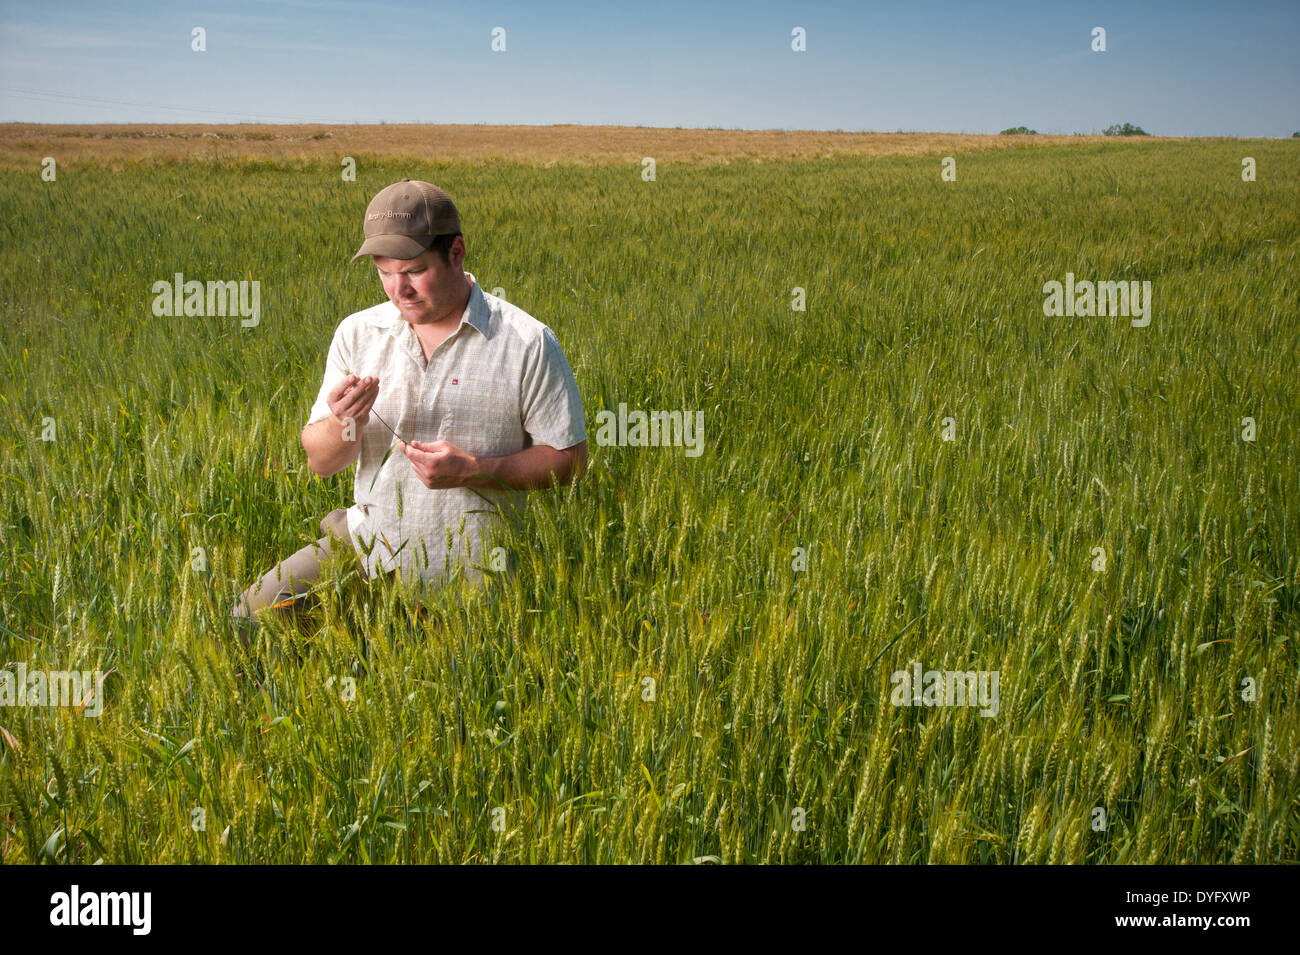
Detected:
[305,271,586,585]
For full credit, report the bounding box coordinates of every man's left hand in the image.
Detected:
[399,439,478,489]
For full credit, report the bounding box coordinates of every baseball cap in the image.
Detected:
[351,179,462,262]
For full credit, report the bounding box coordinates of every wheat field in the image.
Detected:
[0,129,1296,863]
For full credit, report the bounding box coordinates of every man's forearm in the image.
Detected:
[302,416,363,478]
[466,444,584,491]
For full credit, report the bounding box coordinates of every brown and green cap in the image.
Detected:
[351,179,461,262]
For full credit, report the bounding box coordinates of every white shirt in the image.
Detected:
[306,271,587,585]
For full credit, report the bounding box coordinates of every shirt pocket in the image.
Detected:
[439,374,519,455]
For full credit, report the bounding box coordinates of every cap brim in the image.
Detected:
[350,234,432,263]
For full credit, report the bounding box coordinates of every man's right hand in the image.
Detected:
[328,374,379,429]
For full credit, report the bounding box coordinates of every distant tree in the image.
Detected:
[999,126,1038,135]
[1103,123,1149,136]
[1293,131,1300,138]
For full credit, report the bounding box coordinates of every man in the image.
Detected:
[230,179,587,636]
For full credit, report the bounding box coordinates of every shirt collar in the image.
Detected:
[367,270,490,338]
[462,272,491,337]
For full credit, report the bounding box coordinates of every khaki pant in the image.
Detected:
[230,509,363,636]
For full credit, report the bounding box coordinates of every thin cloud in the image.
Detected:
[0,20,168,52]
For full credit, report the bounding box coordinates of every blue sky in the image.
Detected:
[1,0,1296,135]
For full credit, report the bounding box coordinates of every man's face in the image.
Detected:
[374,243,463,326]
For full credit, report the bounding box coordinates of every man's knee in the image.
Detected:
[227,513,350,639]
[229,588,260,644]
[231,542,327,618]
[320,508,351,545]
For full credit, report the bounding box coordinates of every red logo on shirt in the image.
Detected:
[451,378,459,385]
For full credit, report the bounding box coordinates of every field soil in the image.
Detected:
[0,122,1144,167]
